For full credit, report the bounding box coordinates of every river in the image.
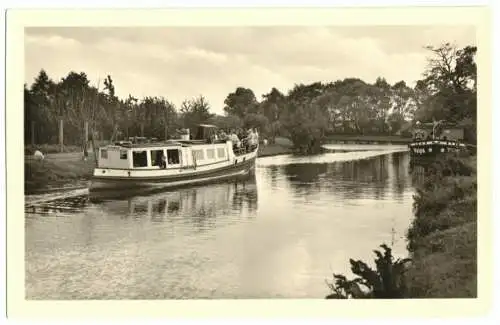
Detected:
[25,145,415,299]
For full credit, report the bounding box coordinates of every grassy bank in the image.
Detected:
[258,137,294,157]
[25,154,96,194]
[326,154,477,298]
[405,154,477,297]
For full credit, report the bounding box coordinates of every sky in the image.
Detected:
[24,26,475,114]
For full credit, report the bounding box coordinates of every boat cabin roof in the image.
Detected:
[104,139,228,150]
[102,124,224,150]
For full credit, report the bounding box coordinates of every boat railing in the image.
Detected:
[233,137,258,156]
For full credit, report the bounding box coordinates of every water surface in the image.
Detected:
[25,148,415,299]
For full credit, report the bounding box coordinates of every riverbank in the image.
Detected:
[405,154,477,297]
[258,137,294,157]
[25,155,96,194]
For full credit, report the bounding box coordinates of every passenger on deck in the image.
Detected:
[161,154,167,169]
[229,130,241,152]
[249,128,258,151]
[218,129,228,141]
[245,128,254,152]
[237,128,246,142]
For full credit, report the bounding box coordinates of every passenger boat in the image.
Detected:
[408,121,472,158]
[409,139,467,157]
[89,124,259,198]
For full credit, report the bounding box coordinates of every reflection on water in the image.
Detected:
[118,176,258,232]
[25,150,416,299]
[281,152,410,202]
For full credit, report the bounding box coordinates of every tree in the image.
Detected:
[28,70,58,144]
[388,111,405,134]
[58,71,91,141]
[287,82,324,106]
[223,87,259,118]
[413,43,477,143]
[207,114,243,131]
[414,43,477,123]
[259,87,286,143]
[243,113,269,133]
[102,75,121,141]
[180,95,213,134]
[159,98,177,140]
[283,100,329,154]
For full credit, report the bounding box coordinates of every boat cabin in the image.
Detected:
[193,124,218,141]
[97,140,232,170]
[412,122,465,142]
[97,124,239,171]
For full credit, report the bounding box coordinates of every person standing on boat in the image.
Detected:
[250,128,258,151]
[245,128,253,152]
[230,130,241,152]
[161,154,167,169]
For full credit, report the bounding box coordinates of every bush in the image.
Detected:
[412,177,476,219]
[326,244,411,299]
[408,195,476,252]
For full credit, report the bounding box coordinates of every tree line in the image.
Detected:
[24,42,477,154]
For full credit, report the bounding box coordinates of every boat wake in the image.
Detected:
[256,148,408,167]
[25,188,89,207]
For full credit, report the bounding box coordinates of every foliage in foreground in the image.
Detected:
[325,244,411,299]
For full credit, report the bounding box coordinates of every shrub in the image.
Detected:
[326,244,411,299]
[408,195,476,252]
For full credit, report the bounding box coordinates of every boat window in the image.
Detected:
[193,149,204,161]
[151,150,164,167]
[167,149,180,165]
[217,148,225,159]
[120,150,127,160]
[206,148,215,159]
[101,149,108,159]
[132,150,148,167]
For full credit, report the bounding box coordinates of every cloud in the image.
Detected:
[24,26,476,114]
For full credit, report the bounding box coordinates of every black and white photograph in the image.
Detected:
[4,4,494,320]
